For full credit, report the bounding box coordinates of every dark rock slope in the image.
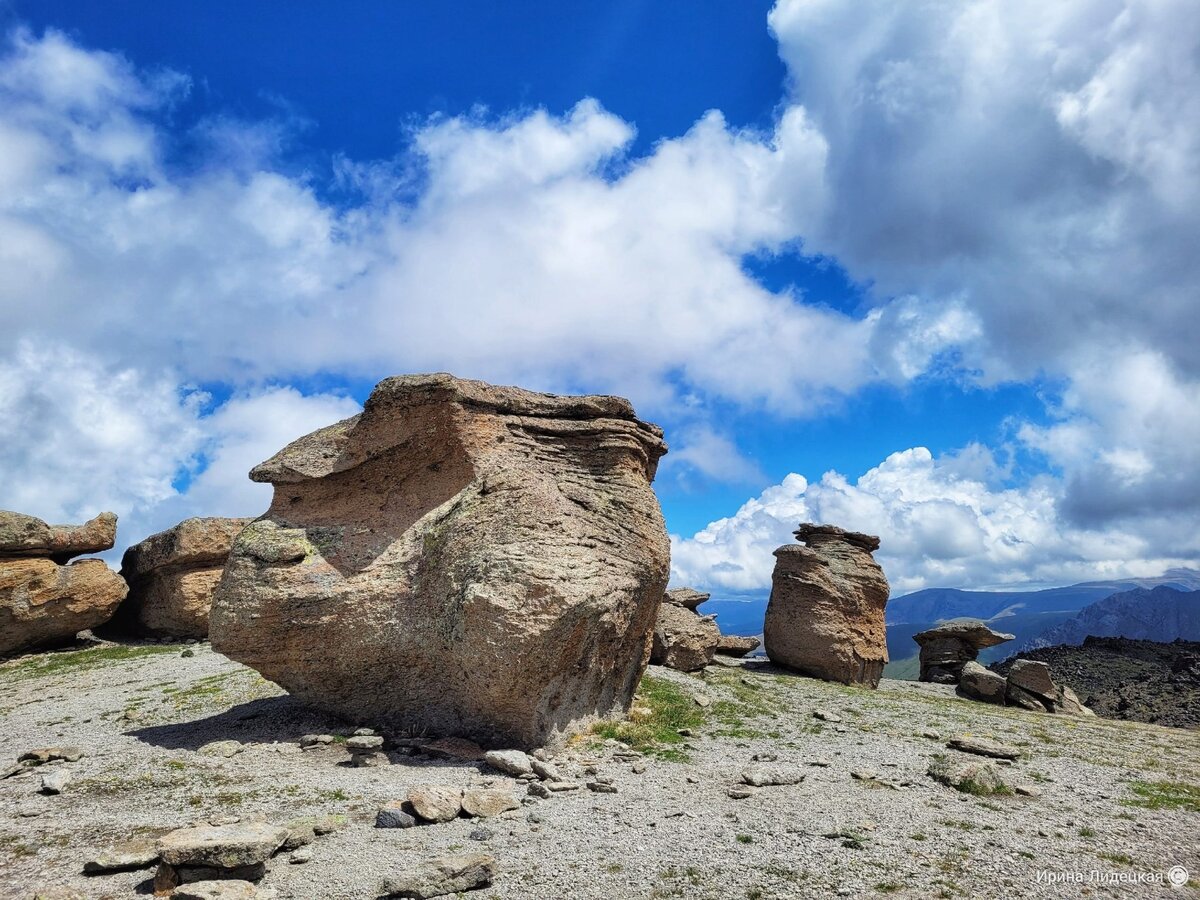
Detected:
[993,637,1200,729]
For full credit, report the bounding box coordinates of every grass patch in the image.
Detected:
[1078,826,1096,838]
[1099,851,1134,866]
[875,883,904,894]
[591,675,705,761]
[1123,780,1200,812]
[2,644,179,681]
[736,833,753,844]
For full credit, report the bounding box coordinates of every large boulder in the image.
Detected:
[114,517,252,638]
[958,660,1007,705]
[0,511,126,657]
[1004,659,1096,717]
[650,600,720,672]
[210,374,670,749]
[914,621,1014,684]
[763,524,890,687]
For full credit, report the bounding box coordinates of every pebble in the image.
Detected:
[726,786,756,800]
[632,762,647,774]
[814,710,843,723]
[40,769,71,794]
[376,804,417,829]
[469,827,494,841]
[587,781,618,794]
[289,846,312,864]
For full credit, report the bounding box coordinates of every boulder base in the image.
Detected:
[210,374,670,749]
[763,524,890,687]
[650,599,720,672]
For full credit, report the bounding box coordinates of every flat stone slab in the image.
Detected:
[947,737,1022,760]
[157,822,289,869]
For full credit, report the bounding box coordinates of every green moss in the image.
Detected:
[591,674,706,761]
[2,643,180,681]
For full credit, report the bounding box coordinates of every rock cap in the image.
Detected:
[793,522,880,553]
[0,511,117,562]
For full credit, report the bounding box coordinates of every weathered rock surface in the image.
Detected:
[1003,659,1096,717]
[957,660,1007,705]
[0,511,116,563]
[927,755,1012,795]
[461,787,519,818]
[913,621,1014,684]
[1,556,127,657]
[83,842,159,874]
[172,881,265,900]
[763,523,890,687]
[663,587,710,611]
[210,374,670,749]
[157,822,288,876]
[715,634,761,657]
[947,736,1021,760]
[380,852,497,899]
[408,786,463,823]
[650,600,720,672]
[114,516,251,638]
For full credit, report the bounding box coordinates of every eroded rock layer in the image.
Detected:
[763,523,890,687]
[210,374,670,749]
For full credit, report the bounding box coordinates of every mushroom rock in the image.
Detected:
[0,510,126,656]
[209,374,670,749]
[763,523,890,687]
[913,621,1014,684]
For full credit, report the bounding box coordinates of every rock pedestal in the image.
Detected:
[210,374,670,749]
[650,589,720,672]
[0,511,126,656]
[115,517,251,638]
[763,523,890,687]
[913,621,1014,684]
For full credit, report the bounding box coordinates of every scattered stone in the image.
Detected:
[83,842,159,874]
[726,786,756,799]
[469,827,494,841]
[408,785,463,823]
[751,752,778,762]
[353,727,376,736]
[651,590,720,672]
[461,787,520,818]
[39,769,71,794]
[632,762,647,774]
[922,730,940,740]
[527,782,552,799]
[182,648,195,657]
[693,693,712,708]
[199,740,243,758]
[484,749,533,777]
[741,767,804,787]
[289,847,312,864]
[209,374,670,749]
[587,781,618,794]
[1016,785,1043,798]
[19,746,84,764]
[157,821,289,880]
[764,523,890,687]
[299,734,335,748]
[545,781,581,792]
[813,709,842,723]
[715,634,761,658]
[379,852,497,899]
[928,756,1012,796]
[346,734,384,751]
[113,516,252,638]
[808,758,833,768]
[947,737,1021,760]
[376,803,418,829]
[350,751,385,767]
[530,759,561,781]
[913,621,1014,684]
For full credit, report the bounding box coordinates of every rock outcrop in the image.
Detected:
[0,510,126,656]
[1002,659,1095,717]
[958,660,1007,705]
[913,620,1014,684]
[210,374,670,749]
[650,589,720,672]
[114,517,251,638]
[763,524,890,687]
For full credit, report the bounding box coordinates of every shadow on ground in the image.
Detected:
[129,695,346,750]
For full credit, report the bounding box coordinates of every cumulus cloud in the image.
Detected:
[671,446,1198,595]
[0,341,359,558]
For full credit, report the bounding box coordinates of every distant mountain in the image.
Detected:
[1019,586,1200,652]
[886,568,1200,625]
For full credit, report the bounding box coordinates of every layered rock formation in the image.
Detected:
[650,588,720,672]
[913,621,1014,684]
[763,524,890,687]
[0,511,127,656]
[210,374,670,749]
[115,517,251,638]
[1003,659,1094,717]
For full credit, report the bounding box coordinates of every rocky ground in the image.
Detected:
[993,638,1200,730]
[2,640,1198,899]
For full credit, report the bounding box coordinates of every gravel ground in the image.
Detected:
[1,640,1198,899]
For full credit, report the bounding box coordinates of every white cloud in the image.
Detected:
[671,446,1197,595]
[0,340,359,559]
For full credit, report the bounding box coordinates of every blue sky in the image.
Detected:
[0,0,1197,596]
